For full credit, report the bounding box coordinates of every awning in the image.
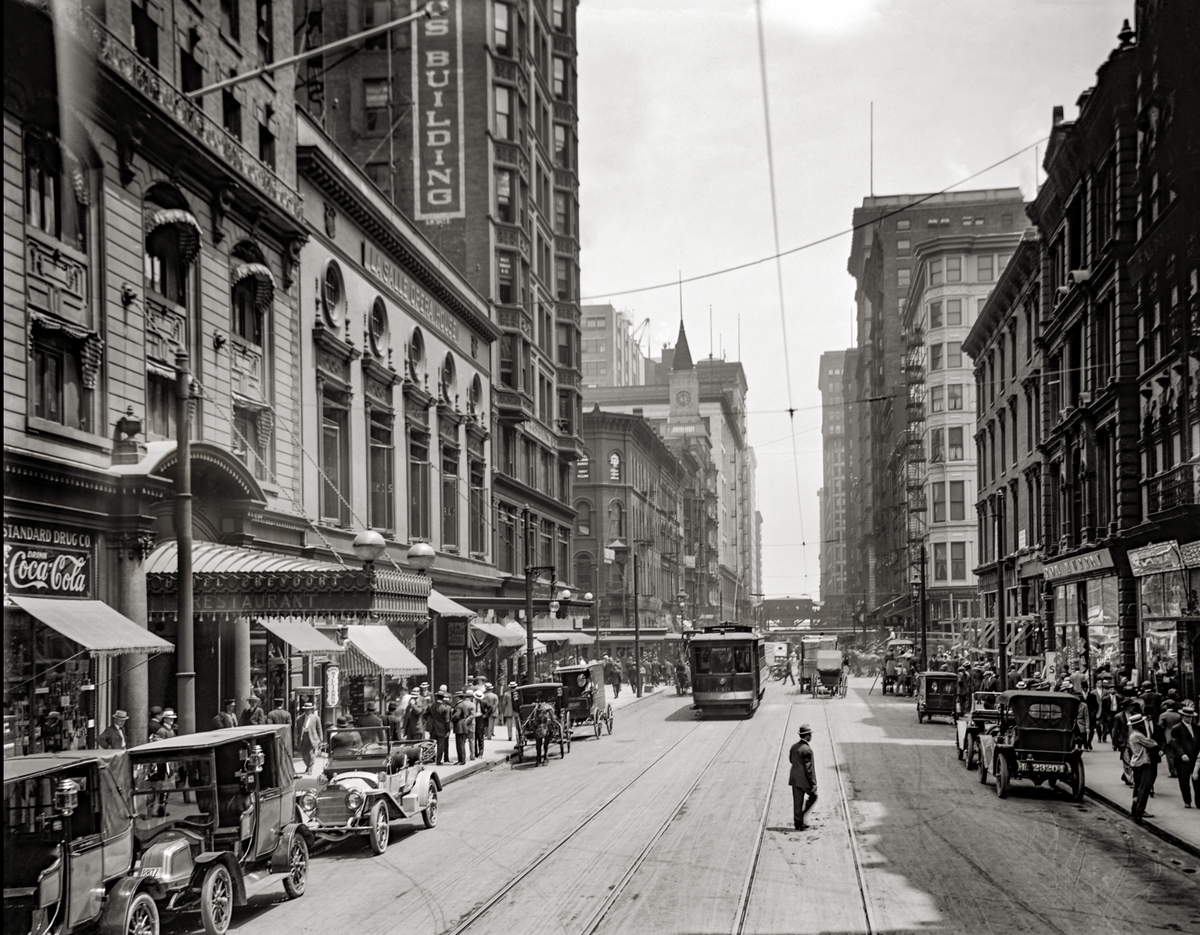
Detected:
[429,588,476,618]
[145,208,202,269]
[470,620,525,647]
[504,620,545,654]
[8,597,175,657]
[342,626,426,677]
[232,262,276,312]
[256,617,342,655]
[146,541,430,623]
[534,631,595,646]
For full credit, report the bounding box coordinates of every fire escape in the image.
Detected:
[904,325,928,589]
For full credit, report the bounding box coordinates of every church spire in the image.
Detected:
[673,319,694,371]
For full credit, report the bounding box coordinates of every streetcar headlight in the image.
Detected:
[345,790,364,812]
[300,792,318,813]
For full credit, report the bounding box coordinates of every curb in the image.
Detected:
[439,756,506,786]
[1084,785,1200,860]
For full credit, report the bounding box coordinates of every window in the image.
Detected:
[364,79,389,132]
[951,542,966,579]
[363,1,394,50]
[24,131,87,254]
[442,446,459,548]
[934,543,948,580]
[180,48,204,94]
[220,0,239,41]
[495,169,513,222]
[366,162,391,192]
[556,262,571,301]
[946,298,962,326]
[897,268,910,288]
[948,426,964,460]
[469,461,487,554]
[950,481,965,520]
[948,383,963,410]
[409,432,431,539]
[132,0,159,68]
[607,501,624,538]
[147,373,175,439]
[495,86,512,139]
[1001,212,1013,227]
[554,191,569,235]
[145,224,191,308]
[321,397,350,525]
[231,277,262,345]
[554,124,569,167]
[557,323,573,367]
[494,2,511,54]
[222,91,242,141]
[978,255,994,282]
[929,302,942,328]
[1094,158,1115,249]
[497,251,515,304]
[234,408,267,481]
[930,428,944,461]
[31,332,92,432]
[930,386,944,412]
[946,341,962,368]
[929,344,943,370]
[369,411,394,533]
[932,483,946,523]
[258,123,275,169]
[256,0,273,65]
[929,258,943,285]
[946,257,962,282]
[553,57,568,100]
[552,0,567,30]
[896,238,911,256]
[609,452,622,481]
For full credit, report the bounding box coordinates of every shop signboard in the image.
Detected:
[447,620,467,647]
[1127,541,1182,577]
[448,649,465,688]
[1042,548,1115,581]
[3,520,93,598]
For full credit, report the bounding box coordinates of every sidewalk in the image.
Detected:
[1081,746,1200,857]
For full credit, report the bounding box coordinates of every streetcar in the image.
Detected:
[689,625,769,716]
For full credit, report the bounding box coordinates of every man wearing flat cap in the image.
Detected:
[98,710,129,749]
[213,699,238,730]
[788,724,818,831]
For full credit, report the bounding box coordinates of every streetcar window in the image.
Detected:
[734,647,753,672]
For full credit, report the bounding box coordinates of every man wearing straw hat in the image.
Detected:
[98,710,129,749]
[1166,702,1199,808]
[1127,711,1159,820]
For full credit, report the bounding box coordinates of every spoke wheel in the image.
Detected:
[368,802,389,855]
[282,835,308,898]
[1070,760,1086,802]
[199,863,233,935]
[125,892,159,935]
[593,716,601,739]
[422,787,438,828]
[977,742,988,783]
[606,707,613,735]
[996,756,1010,799]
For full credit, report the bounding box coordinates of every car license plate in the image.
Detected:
[139,867,160,878]
[1026,762,1065,773]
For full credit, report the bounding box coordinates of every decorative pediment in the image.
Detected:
[314,320,359,392]
[363,355,399,409]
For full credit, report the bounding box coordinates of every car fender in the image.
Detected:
[270,823,314,874]
[426,769,442,792]
[97,874,158,935]
[192,851,248,907]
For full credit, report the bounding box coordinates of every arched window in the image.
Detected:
[574,551,595,592]
[144,183,200,309]
[607,500,624,539]
[230,241,275,347]
[608,451,622,482]
[573,499,592,536]
[441,352,456,401]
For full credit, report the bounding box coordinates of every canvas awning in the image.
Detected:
[8,597,175,656]
[429,588,476,618]
[256,617,342,655]
[341,626,426,677]
[533,631,595,646]
[470,620,525,647]
[145,208,202,268]
[504,620,545,654]
[232,262,276,311]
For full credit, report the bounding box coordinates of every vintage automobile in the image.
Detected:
[4,749,160,935]
[956,691,1000,766]
[915,671,958,723]
[511,683,570,763]
[976,691,1085,801]
[294,728,439,854]
[555,663,613,738]
[127,725,312,935]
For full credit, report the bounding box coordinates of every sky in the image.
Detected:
[574,0,1132,600]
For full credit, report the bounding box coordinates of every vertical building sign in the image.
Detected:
[412,0,465,220]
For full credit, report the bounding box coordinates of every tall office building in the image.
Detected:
[818,350,848,618]
[580,304,646,387]
[295,1,585,597]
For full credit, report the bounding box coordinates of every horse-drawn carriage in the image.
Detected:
[555,663,614,738]
[812,650,847,698]
[511,683,570,765]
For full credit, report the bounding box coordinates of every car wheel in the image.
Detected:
[199,863,233,935]
[368,801,389,855]
[593,716,601,739]
[125,892,159,935]
[606,707,614,735]
[282,835,308,899]
[956,734,964,761]
[966,735,977,770]
[422,787,438,828]
[996,756,1010,799]
[917,707,924,724]
[1071,760,1086,802]
[977,743,988,784]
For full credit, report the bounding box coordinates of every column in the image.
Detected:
[233,616,252,715]
[116,530,155,747]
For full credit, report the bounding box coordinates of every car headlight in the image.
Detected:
[300,792,318,812]
[346,790,364,812]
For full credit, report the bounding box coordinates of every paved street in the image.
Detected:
[178,679,1198,935]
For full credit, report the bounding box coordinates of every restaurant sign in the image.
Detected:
[3,520,92,598]
[1042,548,1115,581]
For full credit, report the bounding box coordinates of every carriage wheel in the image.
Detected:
[593,715,601,739]
[606,706,614,735]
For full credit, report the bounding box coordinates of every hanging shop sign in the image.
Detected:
[326,665,340,708]
[1127,541,1182,577]
[3,520,92,598]
[1042,548,1114,581]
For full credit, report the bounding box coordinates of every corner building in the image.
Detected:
[295,0,585,603]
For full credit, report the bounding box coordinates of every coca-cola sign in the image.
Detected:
[4,521,92,598]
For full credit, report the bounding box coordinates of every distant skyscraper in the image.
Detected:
[818,350,848,616]
[581,304,646,387]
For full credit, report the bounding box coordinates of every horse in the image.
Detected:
[531,702,555,766]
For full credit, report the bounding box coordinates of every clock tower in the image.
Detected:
[668,319,700,423]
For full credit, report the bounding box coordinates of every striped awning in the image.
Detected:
[145,209,202,269]
[470,620,525,647]
[8,597,175,657]
[232,262,276,312]
[341,626,426,677]
[504,620,545,654]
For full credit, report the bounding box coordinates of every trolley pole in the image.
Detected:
[633,553,641,697]
[174,349,195,735]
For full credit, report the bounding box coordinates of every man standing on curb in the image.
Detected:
[788,723,818,831]
[1127,711,1159,820]
[1167,703,1199,808]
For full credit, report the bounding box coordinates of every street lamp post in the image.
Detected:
[174,348,195,735]
[521,505,556,682]
[406,541,436,686]
[919,543,928,672]
[632,553,641,697]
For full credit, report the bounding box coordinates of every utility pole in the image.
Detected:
[919,543,928,672]
[996,495,1008,692]
[633,553,641,697]
[174,349,195,734]
[523,507,534,681]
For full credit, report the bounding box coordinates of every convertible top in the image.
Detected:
[3,748,129,784]
[128,724,290,755]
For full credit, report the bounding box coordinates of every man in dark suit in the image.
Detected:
[1167,703,1199,808]
[788,724,818,831]
[427,692,452,765]
[386,702,406,741]
[212,699,237,730]
[97,709,129,749]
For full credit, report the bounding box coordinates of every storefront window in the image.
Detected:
[1085,577,1120,670]
[1138,568,1188,686]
